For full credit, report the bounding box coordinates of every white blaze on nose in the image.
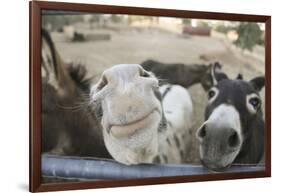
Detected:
[206,104,242,139]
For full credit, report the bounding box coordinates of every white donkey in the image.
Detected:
[90,64,193,165]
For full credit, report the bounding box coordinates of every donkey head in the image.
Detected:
[197,74,265,171]
[200,62,228,90]
[90,64,165,164]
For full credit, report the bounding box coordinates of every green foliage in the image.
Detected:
[215,25,232,34]
[42,15,84,30]
[89,15,101,23]
[182,19,191,25]
[127,15,154,24]
[110,15,123,23]
[234,22,263,51]
[197,21,210,27]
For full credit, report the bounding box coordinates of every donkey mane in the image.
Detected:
[67,63,92,92]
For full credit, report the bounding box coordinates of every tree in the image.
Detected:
[42,15,84,31]
[215,25,232,34]
[182,18,191,25]
[110,15,123,23]
[234,22,263,51]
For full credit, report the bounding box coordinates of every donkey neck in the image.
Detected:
[234,114,264,164]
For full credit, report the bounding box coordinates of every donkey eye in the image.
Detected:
[208,88,218,99]
[249,97,260,109]
[246,93,261,114]
[207,87,219,103]
[208,90,215,99]
[139,69,150,77]
[97,75,108,90]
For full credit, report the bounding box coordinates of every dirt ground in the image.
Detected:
[51,25,265,164]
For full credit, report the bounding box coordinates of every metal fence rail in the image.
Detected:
[42,154,264,180]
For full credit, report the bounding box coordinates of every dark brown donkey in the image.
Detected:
[41,29,110,158]
[141,59,228,91]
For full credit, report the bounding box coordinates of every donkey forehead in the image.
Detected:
[104,64,141,81]
[217,79,257,98]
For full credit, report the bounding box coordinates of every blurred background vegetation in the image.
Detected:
[42,13,264,52]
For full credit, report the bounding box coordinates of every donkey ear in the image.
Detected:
[201,62,228,91]
[236,73,243,80]
[41,29,73,93]
[210,62,228,85]
[41,29,58,80]
[250,76,265,91]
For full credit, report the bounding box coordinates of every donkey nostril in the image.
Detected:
[228,131,239,148]
[198,125,207,138]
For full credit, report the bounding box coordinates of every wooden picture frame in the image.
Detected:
[30,0,271,192]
